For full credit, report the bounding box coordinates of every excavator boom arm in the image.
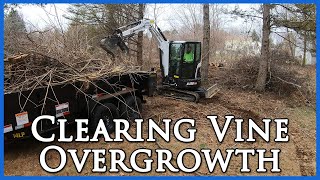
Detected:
[100,19,170,77]
[100,19,166,54]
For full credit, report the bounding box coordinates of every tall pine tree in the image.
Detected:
[4,8,27,55]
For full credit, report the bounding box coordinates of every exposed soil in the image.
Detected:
[4,66,316,176]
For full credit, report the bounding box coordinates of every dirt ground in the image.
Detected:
[4,66,316,176]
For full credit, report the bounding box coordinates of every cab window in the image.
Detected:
[169,43,183,76]
[181,43,196,79]
[195,43,201,62]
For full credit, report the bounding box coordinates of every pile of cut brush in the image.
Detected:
[222,52,315,108]
[4,52,140,94]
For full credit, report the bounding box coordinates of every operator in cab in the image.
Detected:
[182,45,194,79]
[184,45,194,63]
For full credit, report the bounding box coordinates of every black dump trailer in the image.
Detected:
[4,72,156,142]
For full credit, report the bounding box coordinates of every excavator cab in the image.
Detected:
[167,42,201,90]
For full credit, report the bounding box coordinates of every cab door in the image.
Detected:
[169,43,183,79]
[180,42,201,79]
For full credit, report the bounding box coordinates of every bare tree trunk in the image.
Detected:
[255,4,271,91]
[210,4,216,64]
[137,4,144,66]
[201,4,210,83]
[285,11,295,58]
[287,31,295,58]
[302,30,307,66]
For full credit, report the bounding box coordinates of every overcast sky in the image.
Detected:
[14,4,287,48]
[17,3,262,37]
[19,4,69,30]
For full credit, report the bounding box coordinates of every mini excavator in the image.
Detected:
[100,19,218,102]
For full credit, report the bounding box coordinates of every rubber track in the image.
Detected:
[159,87,200,102]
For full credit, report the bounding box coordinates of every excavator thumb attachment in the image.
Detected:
[100,35,129,57]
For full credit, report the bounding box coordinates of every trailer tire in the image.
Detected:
[119,96,142,122]
[90,103,119,134]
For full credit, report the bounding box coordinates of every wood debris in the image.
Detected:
[4,52,139,94]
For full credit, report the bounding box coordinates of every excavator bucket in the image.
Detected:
[100,35,129,57]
